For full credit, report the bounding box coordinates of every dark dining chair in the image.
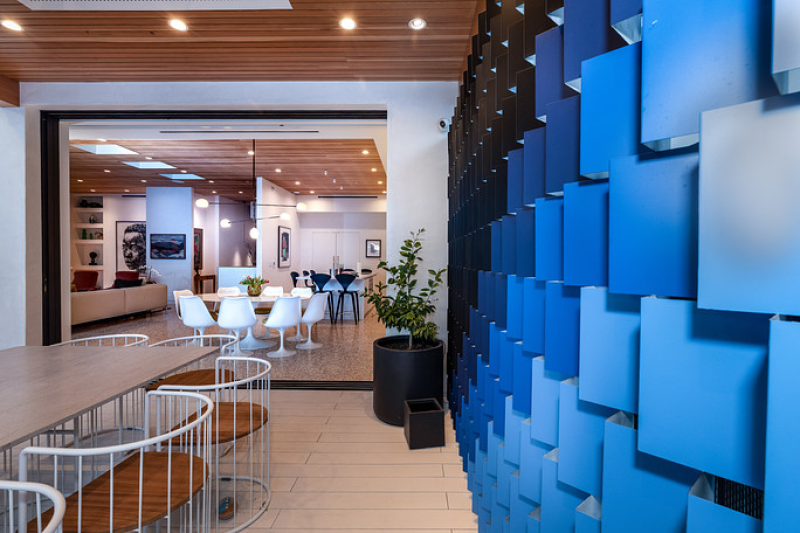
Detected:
[302,270,315,290]
[290,271,300,288]
[310,273,336,324]
[334,273,359,324]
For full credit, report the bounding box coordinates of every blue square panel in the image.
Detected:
[687,490,762,533]
[523,278,547,354]
[580,42,645,179]
[603,416,699,533]
[509,148,525,214]
[531,356,566,447]
[609,150,698,298]
[519,422,552,504]
[545,96,581,195]
[773,0,800,94]
[517,208,536,278]
[638,298,770,489]
[541,450,588,533]
[611,0,642,44]
[524,128,546,206]
[764,320,800,533]
[641,0,777,149]
[557,380,615,497]
[698,93,800,315]
[536,26,577,120]
[503,215,517,276]
[563,181,609,287]
[563,0,624,88]
[492,220,503,274]
[544,282,580,377]
[507,275,524,341]
[579,287,641,413]
[535,197,564,281]
[575,497,602,533]
[512,345,534,415]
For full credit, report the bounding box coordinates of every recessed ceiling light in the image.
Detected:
[169,19,188,31]
[212,190,217,194]
[124,189,130,193]
[104,169,110,173]
[340,185,344,190]
[371,168,377,172]
[275,168,282,173]
[339,18,357,30]
[97,138,107,142]
[77,179,83,183]
[247,151,255,156]
[310,190,315,194]
[209,180,215,184]
[72,144,138,155]
[361,150,369,155]
[294,191,300,194]
[332,178,336,183]
[180,170,187,173]
[382,190,387,194]
[2,20,22,32]
[239,191,243,194]
[324,170,328,175]
[378,180,383,184]
[408,18,427,30]
[90,189,96,192]
[145,156,153,160]
[141,179,147,183]
[295,181,300,185]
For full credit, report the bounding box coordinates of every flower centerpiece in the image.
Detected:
[240,275,268,296]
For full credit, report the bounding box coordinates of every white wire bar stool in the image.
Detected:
[158,357,271,533]
[0,480,66,533]
[18,390,214,533]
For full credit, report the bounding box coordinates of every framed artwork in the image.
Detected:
[193,228,204,270]
[366,239,382,258]
[278,226,291,268]
[116,221,146,272]
[150,234,186,260]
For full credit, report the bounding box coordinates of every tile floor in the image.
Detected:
[254,389,477,532]
[72,304,385,382]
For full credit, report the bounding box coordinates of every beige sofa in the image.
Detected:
[71,284,168,325]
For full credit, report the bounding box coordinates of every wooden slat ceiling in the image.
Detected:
[69,138,387,198]
[0,0,480,82]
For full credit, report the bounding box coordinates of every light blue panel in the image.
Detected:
[544,282,581,377]
[545,96,581,195]
[523,129,546,206]
[641,0,777,147]
[511,476,537,533]
[531,357,565,447]
[503,215,517,276]
[687,493,762,533]
[541,451,588,533]
[773,0,800,94]
[557,380,615,497]
[764,320,800,533]
[507,275,524,341]
[638,298,770,489]
[488,421,502,477]
[497,440,516,508]
[535,197,564,281]
[697,93,800,315]
[505,396,524,465]
[563,0,622,86]
[609,150,698,298]
[563,181,609,287]
[580,42,644,178]
[519,422,552,504]
[509,148,525,214]
[603,420,699,533]
[578,287,641,413]
[517,208,536,278]
[523,278,546,354]
[528,511,542,533]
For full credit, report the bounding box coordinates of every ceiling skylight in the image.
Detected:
[123,161,176,169]
[73,144,138,155]
[160,173,205,180]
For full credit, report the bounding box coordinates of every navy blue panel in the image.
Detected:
[563,0,623,86]
[545,95,581,194]
[535,197,564,281]
[507,275,524,341]
[523,128,546,206]
[611,0,641,25]
[544,282,581,376]
[492,379,508,437]
[513,346,534,415]
[491,221,503,273]
[499,333,515,394]
[489,322,501,376]
[516,208,536,278]
[563,181,609,287]
[502,215,517,276]
[508,148,525,214]
[495,273,508,330]
[536,26,576,119]
[523,277,547,355]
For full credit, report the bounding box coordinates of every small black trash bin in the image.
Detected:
[404,398,445,450]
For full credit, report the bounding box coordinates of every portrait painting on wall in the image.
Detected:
[278,226,291,268]
[117,221,146,272]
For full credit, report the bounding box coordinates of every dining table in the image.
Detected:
[0,345,217,454]
[199,292,311,350]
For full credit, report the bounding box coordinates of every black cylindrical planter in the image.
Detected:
[373,335,444,426]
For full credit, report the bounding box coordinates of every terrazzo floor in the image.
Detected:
[72,305,384,382]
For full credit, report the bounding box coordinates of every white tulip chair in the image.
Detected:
[264,296,301,358]
[296,293,327,350]
[217,296,257,356]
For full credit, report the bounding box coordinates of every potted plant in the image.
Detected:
[240,275,268,296]
[366,229,446,426]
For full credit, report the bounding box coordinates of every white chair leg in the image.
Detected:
[229,329,253,356]
[270,328,296,358]
[297,322,323,350]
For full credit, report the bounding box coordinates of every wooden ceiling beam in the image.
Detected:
[0,75,20,107]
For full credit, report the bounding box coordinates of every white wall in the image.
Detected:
[146,187,193,302]
[218,201,251,267]
[10,81,456,347]
[257,178,301,290]
[101,195,146,283]
[192,193,219,277]
[299,213,387,273]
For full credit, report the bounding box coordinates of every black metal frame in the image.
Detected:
[40,109,388,345]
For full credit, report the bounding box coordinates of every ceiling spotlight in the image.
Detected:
[339,18,357,30]
[220,219,232,228]
[309,190,315,194]
[339,185,344,190]
[382,190,387,194]
[209,180,215,184]
[297,202,308,211]
[371,168,377,172]
[239,191,243,194]
[408,18,427,30]
[97,138,107,142]
[169,19,188,31]
[324,170,328,175]
[195,198,209,208]
[295,181,300,185]
[249,227,260,240]
[180,170,187,173]
[90,189,96,192]
[145,156,153,160]
[104,169,110,173]
[141,179,147,183]
[280,212,291,221]
[1,20,22,32]
[247,150,255,156]
[332,178,336,183]
[361,150,369,155]
[212,190,217,194]
[378,180,383,184]
[124,189,130,193]
[275,168,282,173]
[77,179,84,183]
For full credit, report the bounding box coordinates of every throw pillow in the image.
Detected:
[114,278,144,289]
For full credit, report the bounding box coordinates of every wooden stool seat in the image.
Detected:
[146,369,235,392]
[35,451,207,533]
[175,402,269,445]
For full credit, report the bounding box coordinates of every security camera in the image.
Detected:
[437,118,451,132]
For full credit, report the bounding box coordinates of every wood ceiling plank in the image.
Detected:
[0,74,19,107]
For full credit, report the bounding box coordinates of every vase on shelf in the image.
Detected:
[247,284,262,297]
